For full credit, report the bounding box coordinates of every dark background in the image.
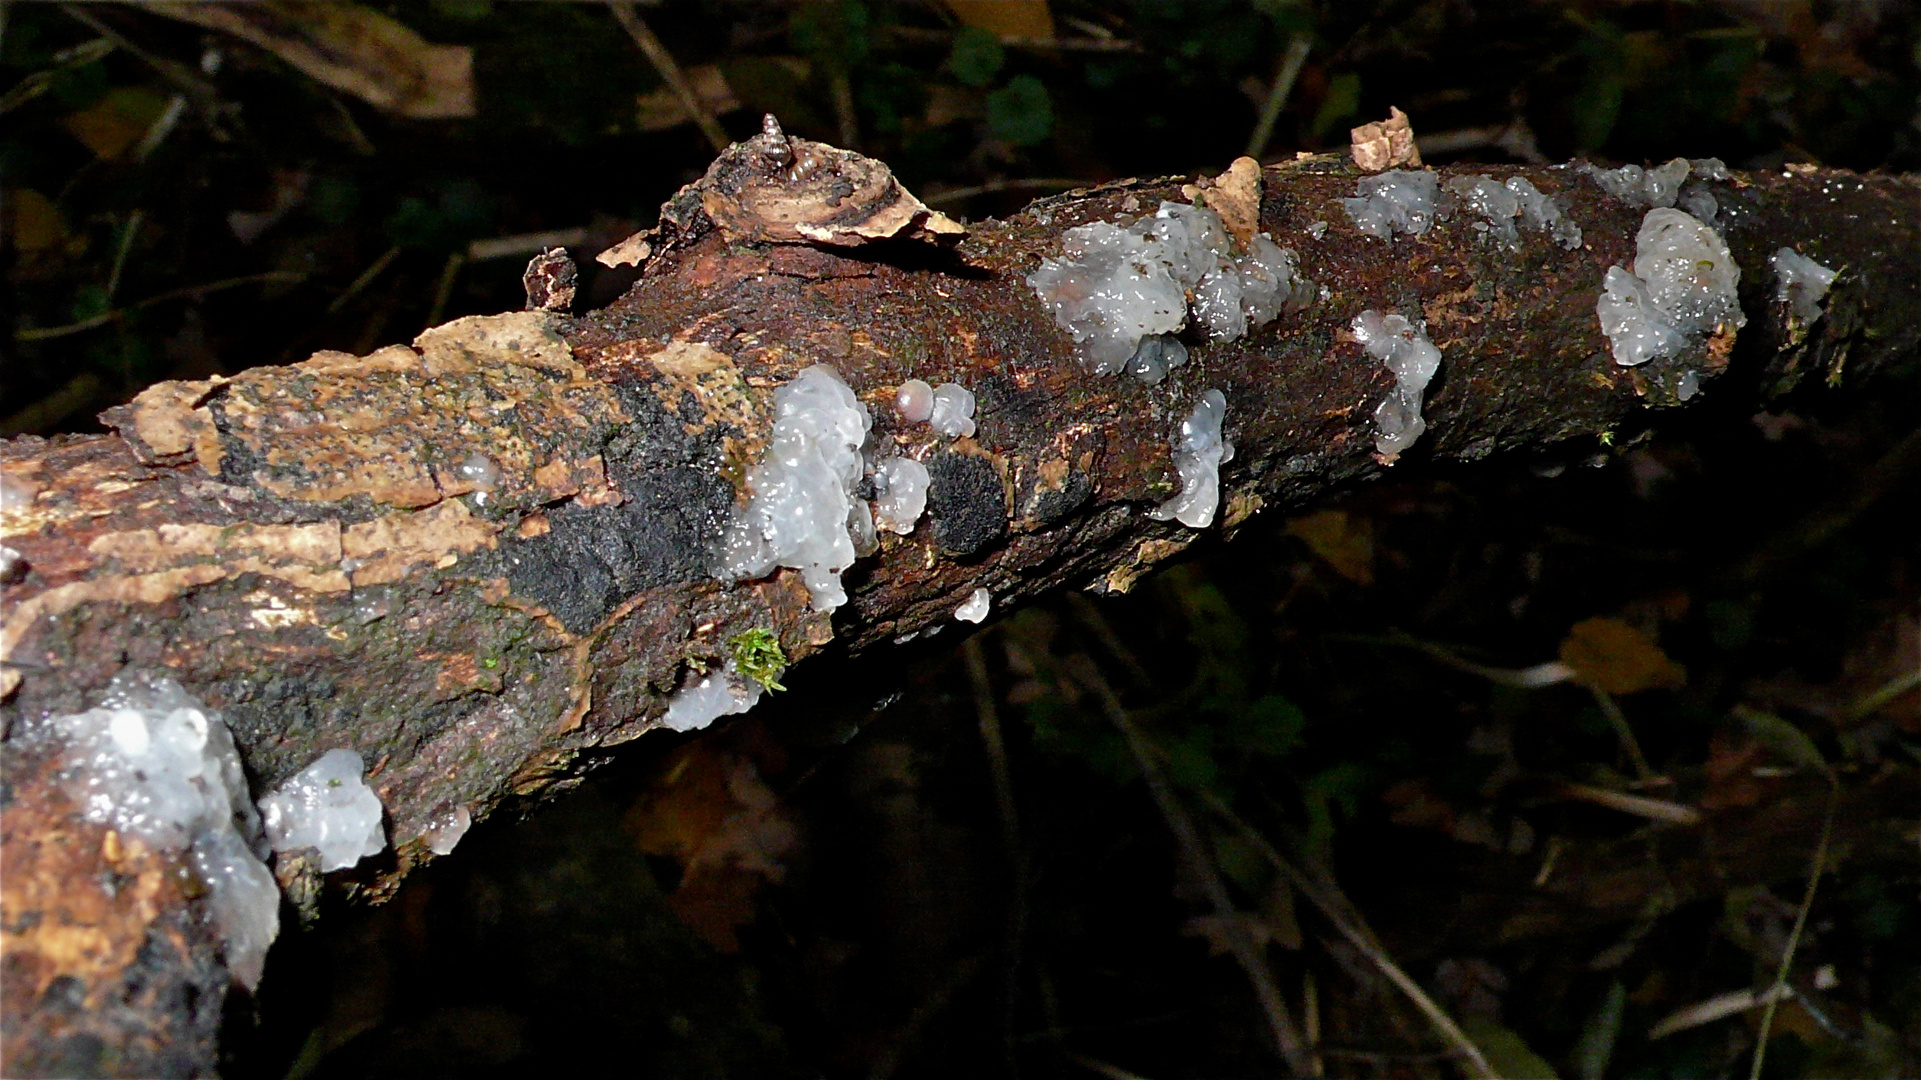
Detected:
[4,2,1918,1077]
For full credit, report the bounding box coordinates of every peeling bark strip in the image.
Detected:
[3,125,1917,1073]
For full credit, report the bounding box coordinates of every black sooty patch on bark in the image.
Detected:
[1019,468,1092,528]
[927,451,1006,557]
[505,383,734,632]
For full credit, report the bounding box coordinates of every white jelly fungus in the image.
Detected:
[1351,311,1443,456]
[1342,169,1440,241]
[455,453,499,491]
[662,659,770,732]
[1445,174,1583,250]
[871,456,930,534]
[1126,333,1191,385]
[425,806,473,856]
[1026,201,1305,378]
[955,587,992,624]
[1507,177,1584,250]
[894,379,934,423]
[1579,158,1729,209]
[1771,247,1838,324]
[712,364,872,612]
[1595,208,1745,367]
[1148,389,1233,528]
[49,673,279,989]
[929,382,977,437]
[258,748,387,872]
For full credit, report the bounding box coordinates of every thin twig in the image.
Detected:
[1197,790,1501,1080]
[923,177,1087,207]
[59,4,215,106]
[829,66,859,151]
[1845,664,1921,723]
[608,3,730,154]
[424,252,465,329]
[1552,779,1699,825]
[1067,1054,1156,1080]
[1341,630,1574,689]
[327,246,400,315]
[0,373,105,438]
[1071,658,1312,1075]
[1588,685,1657,783]
[1246,34,1311,160]
[1749,773,1839,1080]
[13,272,306,341]
[106,209,143,302]
[964,634,1026,1078]
[467,228,590,262]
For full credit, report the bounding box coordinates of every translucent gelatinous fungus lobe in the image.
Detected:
[258,748,387,872]
[711,364,872,613]
[1342,169,1440,241]
[1772,247,1838,324]
[1596,208,1744,368]
[455,452,499,491]
[894,378,934,423]
[48,674,280,988]
[955,587,991,623]
[1027,199,1306,380]
[871,456,930,535]
[928,383,976,437]
[1351,311,1442,457]
[1149,389,1232,528]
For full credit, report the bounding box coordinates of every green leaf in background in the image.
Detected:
[428,0,493,20]
[789,0,872,68]
[946,26,1004,88]
[1309,70,1360,143]
[1571,22,1627,151]
[308,176,361,228]
[1165,727,1221,792]
[1735,706,1831,775]
[985,74,1052,146]
[70,282,111,323]
[1229,695,1307,758]
[1461,1015,1560,1080]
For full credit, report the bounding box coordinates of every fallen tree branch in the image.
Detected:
[2,122,1916,1075]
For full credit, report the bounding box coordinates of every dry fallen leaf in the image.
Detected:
[150,2,474,119]
[1558,617,1687,694]
[944,0,1057,40]
[1350,105,1421,172]
[1285,509,1374,585]
[635,63,741,132]
[62,86,170,160]
[1193,156,1264,251]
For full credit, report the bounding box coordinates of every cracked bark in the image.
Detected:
[2,135,1916,1076]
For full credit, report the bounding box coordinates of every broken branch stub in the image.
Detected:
[3,128,1918,1076]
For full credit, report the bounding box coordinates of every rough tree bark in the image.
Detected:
[2,124,1916,1076]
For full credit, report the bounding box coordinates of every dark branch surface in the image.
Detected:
[3,145,1917,1075]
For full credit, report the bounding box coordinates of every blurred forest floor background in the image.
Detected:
[4,2,1919,1077]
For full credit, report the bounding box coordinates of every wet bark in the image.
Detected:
[2,142,1916,1076]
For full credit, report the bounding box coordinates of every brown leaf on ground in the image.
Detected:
[149,2,474,119]
[1285,509,1374,585]
[636,64,742,132]
[1558,617,1686,694]
[1350,106,1421,171]
[943,0,1057,40]
[625,743,799,952]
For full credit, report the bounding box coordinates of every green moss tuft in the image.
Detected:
[729,628,788,692]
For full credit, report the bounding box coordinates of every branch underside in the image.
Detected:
[2,151,1916,1075]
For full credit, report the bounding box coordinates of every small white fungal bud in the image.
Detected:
[455,453,500,491]
[929,383,977,438]
[955,587,991,623]
[894,379,935,423]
